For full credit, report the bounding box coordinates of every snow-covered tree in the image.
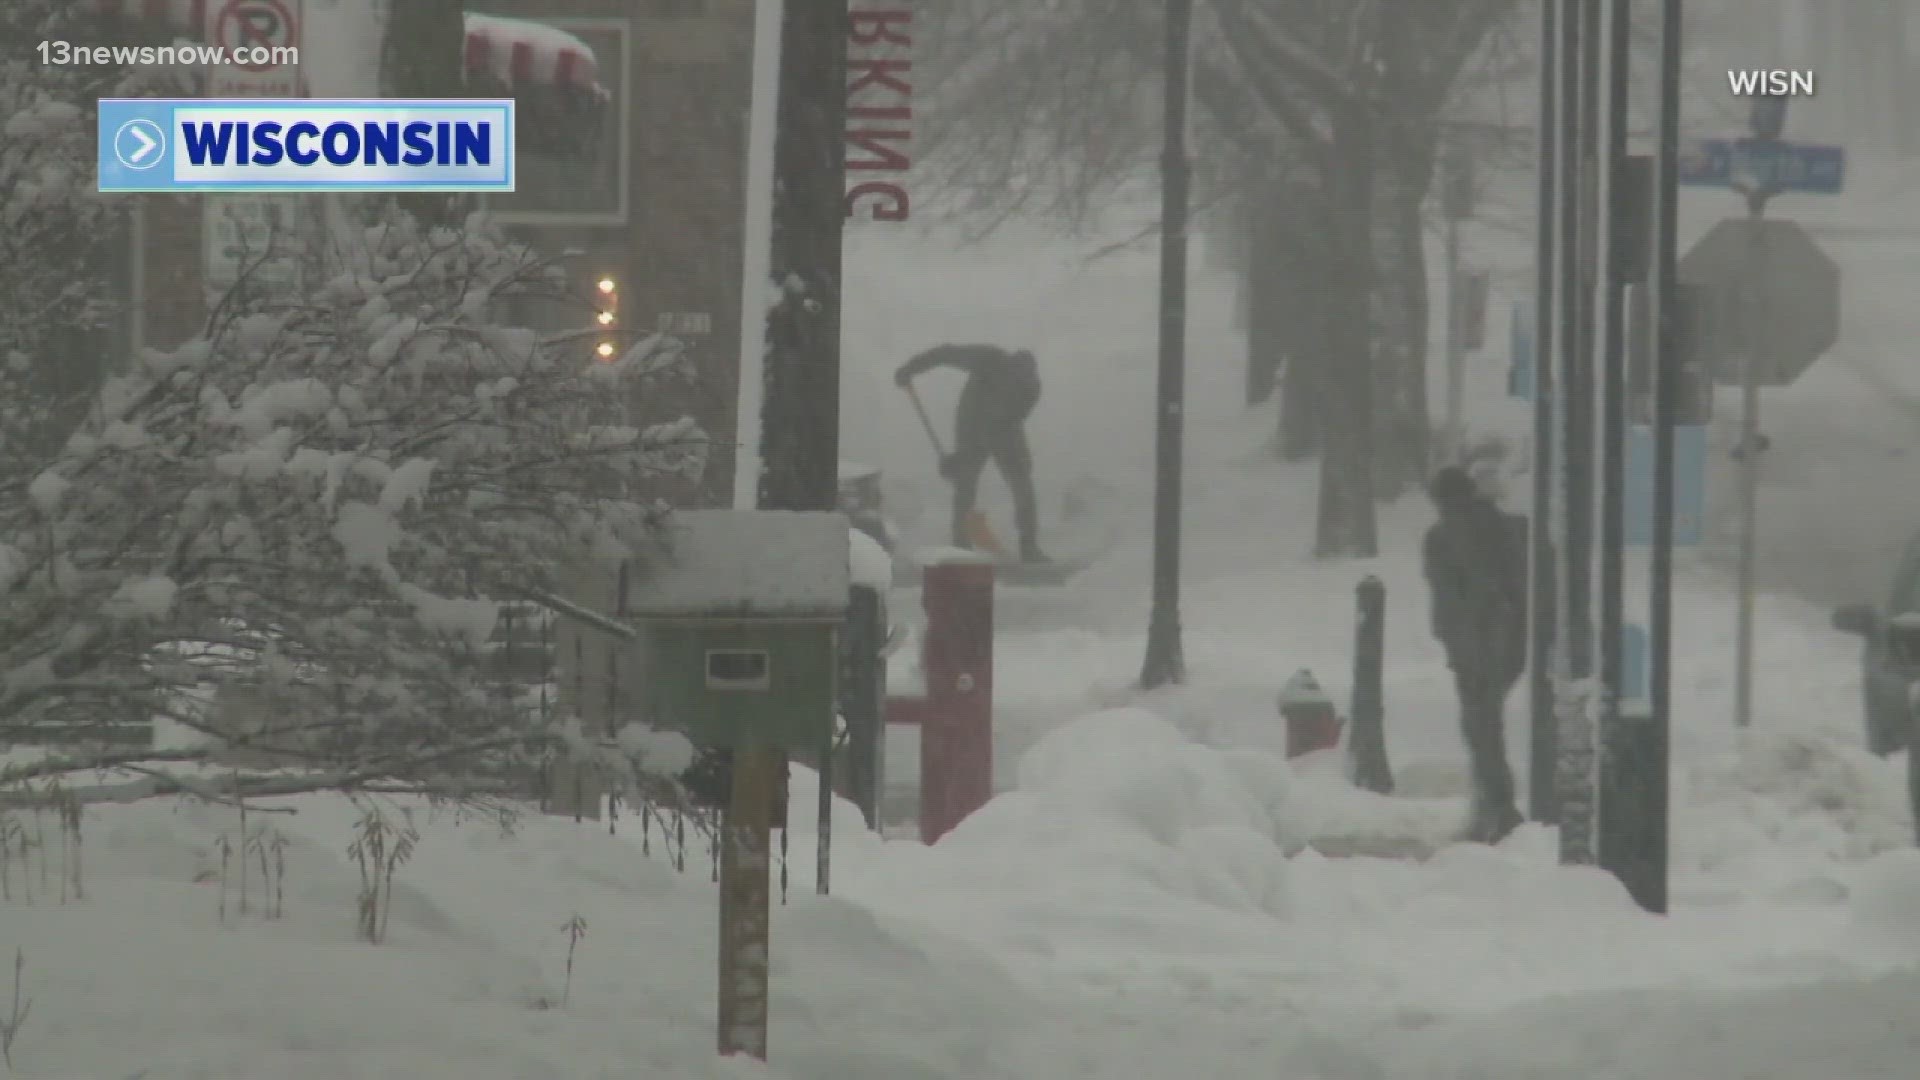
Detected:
[1,2,142,458]
[2,2,701,804]
[1,208,705,798]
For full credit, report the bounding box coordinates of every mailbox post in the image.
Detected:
[619,509,849,1062]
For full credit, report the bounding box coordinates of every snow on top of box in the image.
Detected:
[849,528,894,591]
[912,546,996,567]
[839,459,880,483]
[624,510,849,618]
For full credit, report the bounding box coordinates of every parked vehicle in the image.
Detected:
[1830,532,1920,842]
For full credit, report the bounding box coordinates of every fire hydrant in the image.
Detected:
[1278,669,1343,758]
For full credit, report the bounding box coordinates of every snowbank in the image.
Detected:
[5,793,1035,1079]
[1849,848,1920,931]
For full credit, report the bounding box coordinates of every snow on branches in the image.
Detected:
[3,1,205,456]
[1,212,707,794]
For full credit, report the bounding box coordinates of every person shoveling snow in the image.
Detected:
[895,344,1051,565]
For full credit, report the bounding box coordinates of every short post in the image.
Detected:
[718,732,777,1059]
[917,559,995,843]
[1348,575,1394,794]
[1598,623,1667,912]
[838,583,887,829]
[1277,670,1342,757]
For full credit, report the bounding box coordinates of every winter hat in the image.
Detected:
[1429,465,1479,512]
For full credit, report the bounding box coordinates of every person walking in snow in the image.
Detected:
[895,344,1050,563]
[1423,465,1532,844]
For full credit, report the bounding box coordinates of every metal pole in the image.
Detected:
[1642,0,1682,916]
[1140,0,1192,690]
[1596,0,1665,911]
[1529,0,1561,825]
[1444,213,1464,462]
[1597,0,1628,775]
[1733,194,1766,729]
[1349,576,1393,794]
[1553,0,1600,867]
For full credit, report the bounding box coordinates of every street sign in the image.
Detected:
[1508,298,1535,400]
[1625,423,1706,546]
[1441,144,1475,221]
[1624,281,1714,423]
[203,0,303,296]
[1677,137,1845,195]
[1621,622,1649,705]
[204,196,303,293]
[1677,217,1839,386]
[207,0,302,96]
[1457,270,1489,350]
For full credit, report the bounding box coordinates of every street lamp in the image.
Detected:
[595,275,618,360]
[1139,0,1192,690]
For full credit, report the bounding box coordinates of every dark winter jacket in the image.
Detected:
[1424,483,1531,683]
[896,345,1041,447]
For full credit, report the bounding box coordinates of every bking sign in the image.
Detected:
[846,9,911,222]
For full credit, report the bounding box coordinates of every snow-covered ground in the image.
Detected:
[9,173,1920,1077]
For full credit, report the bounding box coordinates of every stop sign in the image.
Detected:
[1677,217,1839,386]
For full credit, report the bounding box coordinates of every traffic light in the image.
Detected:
[1627,281,1713,425]
[594,275,617,360]
[1613,155,1652,281]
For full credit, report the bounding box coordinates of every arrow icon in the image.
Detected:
[112,119,167,171]
[127,126,157,163]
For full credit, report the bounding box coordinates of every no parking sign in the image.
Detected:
[201,0,305,296]
[206,0,302,96]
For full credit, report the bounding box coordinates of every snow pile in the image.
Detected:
[1674,730,1912,896]
[1848,848,1920,931]
[954,707,1297,921]
[6,792,1036,1079]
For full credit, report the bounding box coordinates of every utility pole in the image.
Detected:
[1440,145,1473,464]
[1529,0,1560,826]
[1551,0,1601,867]
[1638,0,1684,915]
[380,0,466,229]
[1595,0,1629,816]
[718,0,846,1061]
[1139,0,1192,691]
[756,2,847,513]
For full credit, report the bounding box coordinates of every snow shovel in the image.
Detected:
[902,383,1009,557]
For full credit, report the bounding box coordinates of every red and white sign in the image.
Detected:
[205,0,301,96]
[202,0,304,296]
[89,3,607,100]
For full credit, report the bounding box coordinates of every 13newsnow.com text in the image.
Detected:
[37,41,299,68]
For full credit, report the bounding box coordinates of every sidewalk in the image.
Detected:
[910,444,1898,871]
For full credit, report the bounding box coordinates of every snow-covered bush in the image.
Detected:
[1,206,705,794]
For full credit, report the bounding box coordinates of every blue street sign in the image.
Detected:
[1508,298,1536,400]
[1677,136,1845,195]
[1621,622,1649,706]
[1625,423,1706,546]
